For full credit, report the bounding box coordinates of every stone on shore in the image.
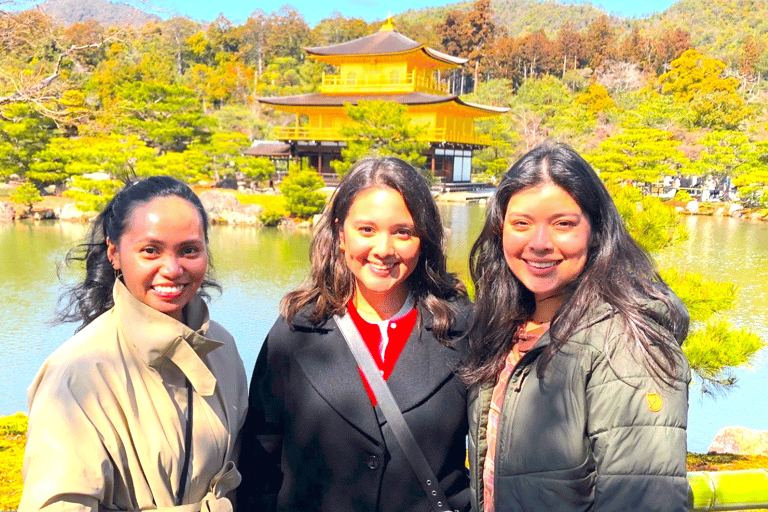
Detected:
[0,201,15,222]
[58,203,96,221]
[198,190,265,225]
[709,426,768,456]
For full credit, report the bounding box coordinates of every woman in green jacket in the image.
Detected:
[463,142,690,512]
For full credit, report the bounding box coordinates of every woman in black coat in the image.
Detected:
[237,157,471,512]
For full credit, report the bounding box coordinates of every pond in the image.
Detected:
[0,205,765,453]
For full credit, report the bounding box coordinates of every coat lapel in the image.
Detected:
[386,308,465,414]
[293,320,384,444]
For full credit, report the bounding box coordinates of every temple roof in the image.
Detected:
[257,92,508,115]
[305,25,467,67]
[242,140,292,157]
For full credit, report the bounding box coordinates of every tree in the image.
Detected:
[583,15,615,69]
[184,58,254,110]
[236,11,268,81]
[190,132,273,183]
[685,130,755,181]
[255,57,321,96]
[263,7,311,63]
[145,150,209,183]
[651,27,691,74]
[738,34,765,80]
[731,139,768,208]
[463,79,519,182]
[611,184,685,253]
[512,75,595,143]
[588,127,689,186]
[0,102,55,179]
[555,21,584,76]
[661,268,765,395]
[616,26,650,68]
[616,88,692,131]
[463,0,498,89]
[489,36,524,86]
[10,181,41,214]
[0,8,115,121]
[27,134,156,187]
[114,80,212,152]
[576,82,614,115]
[518,30,554,79]
[659,49,749,129]
[330,101,429,178]
[162,17,202,77]
[437,0,498,92]
[311,13,370,46]
[280,165,326,219]
[613,184,765,394]
[64,175,122,212]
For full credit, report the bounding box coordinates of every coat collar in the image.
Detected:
[291,303,465,442]
[112,280,223,396]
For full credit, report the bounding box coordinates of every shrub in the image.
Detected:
[279,168,326,220]
[259,209,284,227]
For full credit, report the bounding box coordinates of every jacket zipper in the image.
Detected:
[490,357,535,512]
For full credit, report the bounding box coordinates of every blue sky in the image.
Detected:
[148,0,679,27]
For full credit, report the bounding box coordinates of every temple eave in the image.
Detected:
[257,93,508,116]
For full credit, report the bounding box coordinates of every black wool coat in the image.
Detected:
[236,303,471,512]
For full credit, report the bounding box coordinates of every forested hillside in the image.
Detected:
[397,0,618,39]
[400,0,768,62]
[653,0,768,64]
[37,0,161,25]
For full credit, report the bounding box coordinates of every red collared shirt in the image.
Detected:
[347,300,418,406]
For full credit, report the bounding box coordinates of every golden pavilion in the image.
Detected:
[254,19,508,183]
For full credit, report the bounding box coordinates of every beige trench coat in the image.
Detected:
[20,280,248,512]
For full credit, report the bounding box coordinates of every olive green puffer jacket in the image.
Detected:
[468,298,691,512]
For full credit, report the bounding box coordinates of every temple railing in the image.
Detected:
[688,469,768,511]
[273,126,490,146]
[319,72,447,95]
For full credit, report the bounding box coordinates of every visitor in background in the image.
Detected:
[463,143,690,512]
[20,176,247,512]
[237,157,471,511]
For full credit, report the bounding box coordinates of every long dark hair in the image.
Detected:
[462,142,688,384]
[282,157,467,342]
[56,176,220,331]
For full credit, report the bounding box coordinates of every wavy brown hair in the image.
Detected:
[461,142,688,385]
[281,157,467,342]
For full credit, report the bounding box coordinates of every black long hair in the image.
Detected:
[282,157,467,342]
[462,142,688,384]
[56,176,220,331]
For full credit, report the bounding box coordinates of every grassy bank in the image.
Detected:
[1,413,766,510]
[0,413,26,511]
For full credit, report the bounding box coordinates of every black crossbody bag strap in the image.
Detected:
[334,313,454,512]
[176,379,194,506]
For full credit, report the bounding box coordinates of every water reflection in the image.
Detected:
[1,210,766,453]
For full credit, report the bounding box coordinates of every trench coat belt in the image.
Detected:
[101,461,241,512]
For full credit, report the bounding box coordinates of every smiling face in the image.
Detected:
[339,186,421,319]
[107,195,207,322]
[503,183,591,320]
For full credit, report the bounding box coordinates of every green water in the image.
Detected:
[1,207,766,452]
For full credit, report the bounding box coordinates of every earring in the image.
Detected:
[114,268,123,280]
